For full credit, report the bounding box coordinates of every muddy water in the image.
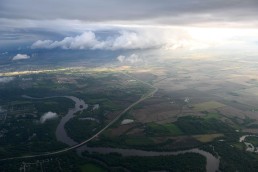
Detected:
[23,95,219,171]
[22,95,88,146]
[77,146,220,172]
[55,96,88,146]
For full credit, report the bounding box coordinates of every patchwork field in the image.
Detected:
[132,96,182,123]
[193,101,226,111]
[3,56,258,171]
[192,134,224,143]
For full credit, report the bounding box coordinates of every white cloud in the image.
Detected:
[31,30,165,50]
[30,27,258,52]
[0,77,14,83]
[126,54,142,63]
[31,40,54,49]
[117,54,143,64]
[40,112,58,123]
[12,54,30,60]
[2,1,258,51]
[31,31,99,49]
[117,55,126,62]
[108,31,163,50]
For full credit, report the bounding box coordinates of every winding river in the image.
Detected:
[23,95,220,172]
[76,146,219,172]
[55,96,88,146]
[22,95,88,146]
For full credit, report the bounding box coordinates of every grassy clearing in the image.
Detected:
[193,133,224,142]
[175,116,234,135]
[193,101,226,111]
[147,123,183,136]
[163,123,183,135]
[245,137,258,147]
[125,136,154,146]
[80,163,105,172]
[87,152,206,172]
[65,118,100,142]
[247,123,258,128]
[202,112,220,119]
[233,142,245,150]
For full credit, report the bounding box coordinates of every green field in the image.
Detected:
[193,133,224,143]
[245,136,258,147]
[86,152,206,172]
[202,112,220,119]
[125,136,154,145]
[80,163,106,172]
[193,101,226,111]
[147,122,183,136]
[175,116,234,135]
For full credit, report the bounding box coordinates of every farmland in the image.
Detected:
[2,56,258,171]
[0,68,150,158]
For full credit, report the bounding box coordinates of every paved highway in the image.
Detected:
[0,73,157,161]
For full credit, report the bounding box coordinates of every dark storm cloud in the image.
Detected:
[1,0,258,24]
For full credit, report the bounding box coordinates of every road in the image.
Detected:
[0,72,158,161]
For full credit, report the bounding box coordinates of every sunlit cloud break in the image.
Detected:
[30,29,200,51]
[30,28,258,52]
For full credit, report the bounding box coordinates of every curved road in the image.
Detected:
[0,73,158,161]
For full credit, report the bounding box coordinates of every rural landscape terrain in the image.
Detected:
[1,0,258,171]
[1,54,258,171]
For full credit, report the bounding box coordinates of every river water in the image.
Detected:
[77,146,219,172]
[22,95,88,146]
[22,95,220,172]
[55,96,88,146]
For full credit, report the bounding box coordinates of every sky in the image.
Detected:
[1,0,258,54]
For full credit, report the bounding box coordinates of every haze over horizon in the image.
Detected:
[1,0,258,58]
[2,1,258,172]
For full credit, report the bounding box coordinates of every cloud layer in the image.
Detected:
[12,54,30,60]
[40,112,58,123]
[1,0,258,52]
[31,31,164,50]
[1,0,258,26]
[31,28,258,52]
